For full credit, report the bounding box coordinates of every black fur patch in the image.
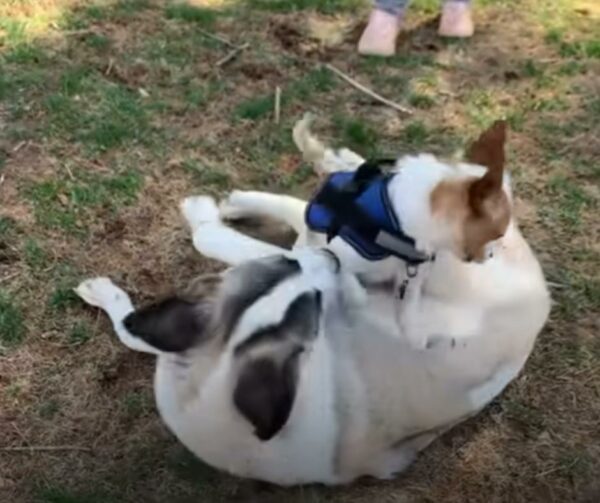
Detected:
[123,297,208,352]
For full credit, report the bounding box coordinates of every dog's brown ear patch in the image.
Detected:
[466,120,507,172]
[466,120,508,213]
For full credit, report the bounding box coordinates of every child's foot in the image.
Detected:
[438,1,474,38]
[358,9,402,57]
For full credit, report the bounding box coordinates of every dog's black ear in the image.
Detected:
[232,291,321,441]
[123,297,209,352]
[233,350,302,441]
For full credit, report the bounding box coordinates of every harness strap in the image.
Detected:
[312,160,429,265]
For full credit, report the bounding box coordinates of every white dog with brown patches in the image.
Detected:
[76,119,550,485]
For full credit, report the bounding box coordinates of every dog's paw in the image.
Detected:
[181,196,220,230]
[75,277,125,310]
[219,191,251,221]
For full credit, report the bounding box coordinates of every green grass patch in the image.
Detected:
[465,89,504,129]
[39,399,61,419]
[24,238,48,271]
[235,68,336,121]
[123,390,153,418]
[84,33,111,51]
[408,92,435,109]
[0,291,25,348]
[3,43,47,64]
[359,52,435,72]
[235,94,274,120]
[49,284,80,312]
[503,398,546,436]
[165,3,218,27]
[44,76,151,151]
[0,215,18,239]
[546,176,594,228]
[248,0,364,14]
[69,321,93,345]
[183,160,230,189]
[25,170,142,234]
[401,120,430,149]
[545,26,600,59]
[333,115,379,157]
[554,273,600,319]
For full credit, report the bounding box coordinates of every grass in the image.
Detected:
[68,321,93,345]
[25,170,142,234]
[0,0,599,501]
[248,0,365,14]
[0,291,25,348]
[182,160,231,190]
[546,176,594,228]
[333,114,379,156]
[164,3,219,27]
[24,238,48,270]
[235,68,337,121]
[44,78,152,151]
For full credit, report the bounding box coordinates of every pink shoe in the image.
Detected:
[358,9,403,57]
[438,1,474,38]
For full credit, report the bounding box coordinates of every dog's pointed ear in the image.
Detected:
[466,120,507,212]
[123,297,210,352]
[233,291,321,441]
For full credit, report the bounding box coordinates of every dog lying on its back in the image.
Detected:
[76,117,550,485]
[76,200,548,485]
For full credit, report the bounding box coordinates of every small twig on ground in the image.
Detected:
[197,28,237,49]
[64,164,75,181]
[216,42,250,67]
[274,86,282,124]
[0,173,5,188]
[0,445,92,453]
[105,58,115,76]
[324,63,413,115]
[12,141,27,153]
[0,271,20,284]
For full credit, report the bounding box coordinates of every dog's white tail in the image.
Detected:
[293,114,366,175]
[293,113,327,166]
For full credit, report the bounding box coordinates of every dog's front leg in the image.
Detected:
[397,269,483,350]
[181,196,286,266]
[396,268,431,350]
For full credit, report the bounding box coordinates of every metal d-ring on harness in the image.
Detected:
[397,263,420,301]
[305,159,433,298]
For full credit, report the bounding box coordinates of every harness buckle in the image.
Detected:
[406,264,419,278]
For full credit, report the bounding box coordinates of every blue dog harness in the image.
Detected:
[305,161,430,265]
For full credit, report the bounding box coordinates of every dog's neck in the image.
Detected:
[388,154,461,256]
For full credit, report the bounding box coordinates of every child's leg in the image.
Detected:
[358,0,409,57]
[439,0,474,38]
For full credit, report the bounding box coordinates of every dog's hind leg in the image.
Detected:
[219,190,307,235]
[182,196,287,266]
[75,278,162,355]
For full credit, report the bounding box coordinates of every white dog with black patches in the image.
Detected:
[76,119,550,485]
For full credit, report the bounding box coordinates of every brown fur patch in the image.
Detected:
[431,177,511,262]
